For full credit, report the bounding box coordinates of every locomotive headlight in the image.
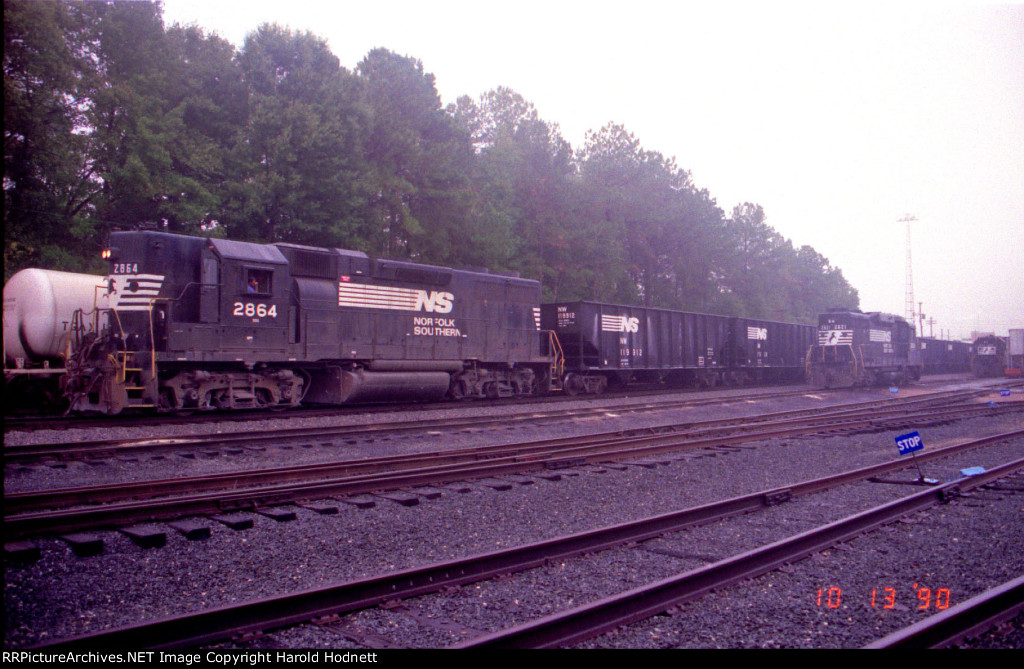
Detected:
[102,247,119,261]
[101,249,110,259]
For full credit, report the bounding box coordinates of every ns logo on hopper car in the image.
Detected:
[747,327,768,341]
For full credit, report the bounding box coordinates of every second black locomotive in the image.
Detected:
[806,310,921,387]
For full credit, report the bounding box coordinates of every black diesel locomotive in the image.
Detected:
[971,335,1007,378]
[806,309,921,387]
[62,231,552,413]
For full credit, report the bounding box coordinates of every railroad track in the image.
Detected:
[1,384,813,433]
[7,375,1012,434]
[32,431,1024,649]
[457,454,1024,648]
[5,394,1021,539]
[865,575,1024,648]
[2,387,1001,465]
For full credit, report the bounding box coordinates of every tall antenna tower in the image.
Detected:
[899,214,918,333]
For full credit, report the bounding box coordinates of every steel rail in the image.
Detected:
[864,574,1024,648]
[6,402,1018,528]
[452,455,1024,648]
[28,431,1024,650]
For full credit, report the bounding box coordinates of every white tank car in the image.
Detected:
[3,269,110,364]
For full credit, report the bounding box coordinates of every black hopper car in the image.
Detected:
[806,310,921,387]
[918,337,973,375]
[540,301,815,393]
[52,231,552,413]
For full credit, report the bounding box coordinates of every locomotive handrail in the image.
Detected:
[146,297,171,380]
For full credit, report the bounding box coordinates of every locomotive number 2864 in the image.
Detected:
[233,302,278,318]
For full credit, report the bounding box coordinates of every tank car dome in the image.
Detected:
[3,269,109,363]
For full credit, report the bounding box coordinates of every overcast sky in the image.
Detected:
[161,0,1024,339]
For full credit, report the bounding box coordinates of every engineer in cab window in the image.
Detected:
[248,277,259,293]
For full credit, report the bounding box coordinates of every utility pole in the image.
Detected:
[899,214,918,334]
[927,317,936,338]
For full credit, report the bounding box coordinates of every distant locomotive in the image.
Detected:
[51,231,552,414]
[971,335,1007,378]
[806,310,921,387]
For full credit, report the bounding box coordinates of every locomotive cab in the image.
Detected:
[66,232,304,413]
[807,309,922,388]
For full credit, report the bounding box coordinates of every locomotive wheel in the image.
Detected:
[564,373,580,396]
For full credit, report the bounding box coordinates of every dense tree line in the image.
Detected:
[3,0,858,322]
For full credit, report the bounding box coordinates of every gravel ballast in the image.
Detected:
[3,383,1022,648]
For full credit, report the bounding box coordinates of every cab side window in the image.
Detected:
[245,269,272,295]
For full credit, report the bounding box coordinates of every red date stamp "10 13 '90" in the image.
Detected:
[816,584,952,610]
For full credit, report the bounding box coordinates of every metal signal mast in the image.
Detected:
[899,214,918,334]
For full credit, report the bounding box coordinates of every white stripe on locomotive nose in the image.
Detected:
[108,274,166,310]
[819,329,853,345]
